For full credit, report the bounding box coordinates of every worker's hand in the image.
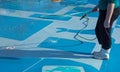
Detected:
[104,20,110,28]
[92,5,99,12]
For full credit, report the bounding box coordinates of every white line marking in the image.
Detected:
[22,58,44,72]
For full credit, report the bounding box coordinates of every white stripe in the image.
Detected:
[22,58,44,72]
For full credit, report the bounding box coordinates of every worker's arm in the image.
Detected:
[104,3,115,28]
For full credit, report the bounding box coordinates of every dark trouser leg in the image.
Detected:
[95,7,120,50]
[95,10,106,45]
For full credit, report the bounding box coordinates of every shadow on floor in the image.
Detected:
[0,49,93,59]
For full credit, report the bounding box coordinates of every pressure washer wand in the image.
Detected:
[80,11,92,20]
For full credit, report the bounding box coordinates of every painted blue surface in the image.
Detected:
[25,58,99,72]
[100,43,120,72]
[66,7,92,16]
[30,14,72,21]
[1,58,98,72]
[0,0,66,13]
[79,29,95,35]
[65,7,99,17]
[116,17,120,28]
[38,37,95,53]
[59,0,88,6]
[0,0,120,72]
[56,28,95,34]
[0,58,41,72]
[87,0,98,4]
[0,15,52,41]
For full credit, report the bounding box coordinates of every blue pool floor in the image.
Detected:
[0,0,120,72]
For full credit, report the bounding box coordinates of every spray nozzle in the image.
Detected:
[80,11,92,20]
[80,13,88,20]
